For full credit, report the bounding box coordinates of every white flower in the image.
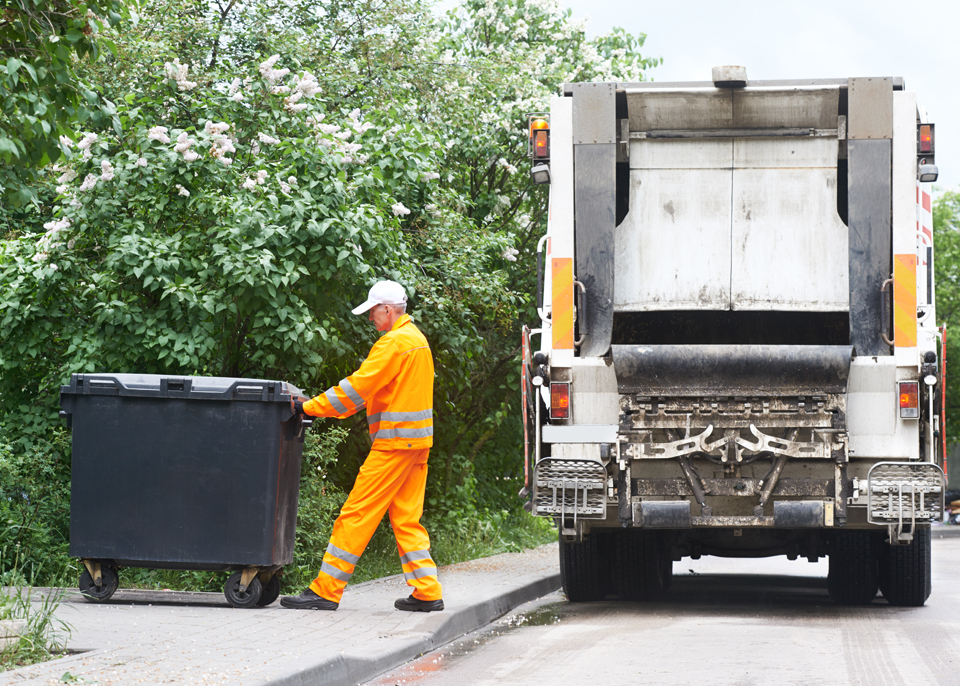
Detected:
[76,133,98,151]
[271,85,291,95]
[57,169,78,184]
[294,72,320,98]
[503,247,520,262]
[335,130,352,140]
[257,132,280,145]
[256,169,267,184]
[56,184,70,194]
[204,121,230,135]
[49,35,60,43]
[287,176,298,185]
[78,174,98,192]
[43,217,71,233]
[391,202,411,216]
[228,78,242,95]
[147,126,171,143]
[421,172,440,181]
[59,135,73,148]
[497,157,518,175]
[176,184,190,197]
[230,90,244,102]
[135,157,148,167]
[342,142,362,154]
[317,124,340,135]
[67,239,76,249]
[241,178,257,191]
[100,159,115,181]
[250,142,261,156]
[279,182,291,194]
[49,263,59,272]
[259,54,280,72]
[32,251,49,263]
[81,149,92,161]
[285,100,308,113]
[217,156,233,166]
[164,57,197,91]
[182,149,200,162]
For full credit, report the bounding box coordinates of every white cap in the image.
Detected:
[351,280,408,315]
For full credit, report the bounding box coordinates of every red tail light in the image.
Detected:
[550,382,570,419]
[899,381,919,419]
[918,124,934,154]
[534,130,549,158]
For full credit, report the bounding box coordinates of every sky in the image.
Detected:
[560,0,959,193]
[435,0,958,194]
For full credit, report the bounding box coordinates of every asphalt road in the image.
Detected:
[367,537,960,686]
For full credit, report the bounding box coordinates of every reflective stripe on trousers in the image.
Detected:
[310,448,442,603]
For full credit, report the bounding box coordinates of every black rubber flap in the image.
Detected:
[611,345,853,396]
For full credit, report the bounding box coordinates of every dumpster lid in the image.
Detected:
[60,373,303,402]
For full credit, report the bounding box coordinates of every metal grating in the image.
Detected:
[867,462,943,524]
[534,459,606,518]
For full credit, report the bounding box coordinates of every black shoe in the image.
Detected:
[280,588,339,610]
[395,594,444,612]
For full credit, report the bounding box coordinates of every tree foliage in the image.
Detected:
[0,0,133,205]
[934,190,960,443]
[0,0,659,582]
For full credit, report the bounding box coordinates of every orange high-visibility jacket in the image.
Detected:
[303,314,434,450]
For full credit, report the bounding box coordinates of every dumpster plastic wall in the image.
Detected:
[61,374,306,570]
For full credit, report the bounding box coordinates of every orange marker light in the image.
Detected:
[550,382,570,420]
[899,381,919,419]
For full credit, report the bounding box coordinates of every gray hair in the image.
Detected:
[389,302,407,314]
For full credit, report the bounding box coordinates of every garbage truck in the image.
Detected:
[521,67,945,606]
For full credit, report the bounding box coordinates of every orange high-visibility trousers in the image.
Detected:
[310,447,442,603]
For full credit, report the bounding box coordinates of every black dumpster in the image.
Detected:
[60,373,308,608]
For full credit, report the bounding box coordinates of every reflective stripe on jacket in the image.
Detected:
[302,314,434,450]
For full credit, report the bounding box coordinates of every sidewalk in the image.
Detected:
[0,543,561,686]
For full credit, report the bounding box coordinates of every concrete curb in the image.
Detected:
[274,572,562,686]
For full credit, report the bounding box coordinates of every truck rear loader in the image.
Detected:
[521,67,944,606]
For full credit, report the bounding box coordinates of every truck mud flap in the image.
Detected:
[634,500,691,528]
[773,501,825,528]
[611,344,853,396]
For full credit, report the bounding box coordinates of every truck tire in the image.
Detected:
[878,526,931,607]
[611,530,669,601]
[827,530,880,605]
[559,532,609,602]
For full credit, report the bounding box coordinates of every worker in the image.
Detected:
[281,280,444,612]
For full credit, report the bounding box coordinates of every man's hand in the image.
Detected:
[291,397,306,416]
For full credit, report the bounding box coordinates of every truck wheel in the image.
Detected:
[559,532,609,602]
[611,530,669,601]
[827,530,880,605]
[879,526,931,607]
[79,565,119,603]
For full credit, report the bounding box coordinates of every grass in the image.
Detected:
[0,550,73,673]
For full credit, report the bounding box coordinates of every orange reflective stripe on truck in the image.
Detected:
[893,253,917,348]
[552,257,573,349]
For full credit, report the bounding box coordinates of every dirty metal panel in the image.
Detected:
[632,478,833,498]
[615,166,732,311]
[629,137,732,170]
[847,139,892,356]
[847,357,920,459]
[612,344,853,396]
[570,82,616,145]
[574,144,616,357]
[848,77,893,140]
[625,89,733,132]
[732,88,840,129]
[731,138,849,311]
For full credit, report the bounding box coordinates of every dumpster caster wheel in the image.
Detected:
[79,566,119,603]
[224,572,262,609]
[256,575,281,607]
